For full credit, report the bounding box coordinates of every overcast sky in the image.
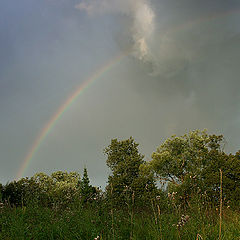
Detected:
[1,0,240,188]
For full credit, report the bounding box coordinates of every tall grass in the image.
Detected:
[0,200,239,240]
[0,170,239,239]
[219,169,223,240]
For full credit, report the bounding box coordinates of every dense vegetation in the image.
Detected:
[0,130,240,239]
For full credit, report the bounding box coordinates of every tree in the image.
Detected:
[0,183,3,202]
[105,137,157,207]
[82,168,90,192]
[201,150,240,206]
[80,167,97,202]
[19,171,83,208]
[2,181,18,206]
[50,171,82,207]
[150,130,224,184]
[1,180,27,207]
[148,129,240,206]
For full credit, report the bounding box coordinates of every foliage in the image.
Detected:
[105,137,158,208]
[1,171,82,208]
[200,150,240,206]
[0,201,239,240]
[149,130,240,207]
[150,130,221,183]
[50,171,82,207]
[0,130,240,239]
[0,183,3,201]
[1,181,23,207]
[80,167,99,203]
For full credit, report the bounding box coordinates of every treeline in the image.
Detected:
[0,129,240,211]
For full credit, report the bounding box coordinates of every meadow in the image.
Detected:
[0,197,239,240]
[1,131,240,239]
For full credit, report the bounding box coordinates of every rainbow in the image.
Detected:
[16,9,240,180]
[16,52,128,180]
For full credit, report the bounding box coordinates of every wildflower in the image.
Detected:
[171,192,177,200]
[176,215,190,229]
[156,195,161,200]
[94,236,100,240]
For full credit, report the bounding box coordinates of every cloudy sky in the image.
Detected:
[1,0,240,188]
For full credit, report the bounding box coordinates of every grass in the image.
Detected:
[0,201,239,240]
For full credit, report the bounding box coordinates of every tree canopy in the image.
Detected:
[0,130,239,210]
[105,137,157,207]
[147,130,240,205]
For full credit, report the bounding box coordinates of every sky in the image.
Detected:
[0,0,240,188]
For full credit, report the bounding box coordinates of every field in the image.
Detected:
[1,133,240,239]
[0,200,239,240]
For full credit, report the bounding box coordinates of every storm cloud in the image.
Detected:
[0,0,240,187]
[76,0,155,61]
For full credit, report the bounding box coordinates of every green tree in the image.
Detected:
[201,150,240,206]
[0,183,3,202]
[31,172,54,206]
[227,151,240,205]
[148,129,240,206]
[25,171,82,208]
[2,181,23,207]
[105,137,157,208]
[50,171,82,207]
[82,168,90,192]
[80,167,97,202]
[150,130,224,184]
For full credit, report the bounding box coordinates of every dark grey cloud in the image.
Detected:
[0,0,240,187]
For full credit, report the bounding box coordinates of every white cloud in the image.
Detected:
[76,0,240,79]
[76,0,155,61]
